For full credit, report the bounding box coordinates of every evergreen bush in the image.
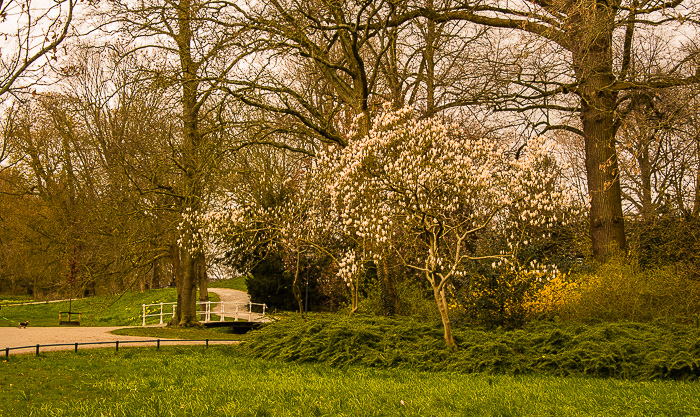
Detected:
[241,314,700,380]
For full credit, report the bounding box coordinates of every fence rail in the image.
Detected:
[1,299,71,308]
[3,338,238,358]
[141,301,267,326]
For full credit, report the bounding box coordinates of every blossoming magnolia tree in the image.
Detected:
[201,158,330,313]
[323,108,574,347]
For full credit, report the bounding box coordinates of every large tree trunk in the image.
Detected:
[176,247,199,326]
[571,4,627,260]
[170,0,204,327]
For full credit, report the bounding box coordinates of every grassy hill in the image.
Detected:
[0,289,178,327]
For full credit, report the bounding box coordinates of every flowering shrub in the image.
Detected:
[526,259,700,322]
[451,266,558,328]
[321,107,576,346]
[201,156,343,312]
[522,272,581,319]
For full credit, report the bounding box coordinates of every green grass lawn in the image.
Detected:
[0,290,231,327]
[1,346,698,416]
[0,289,180,327]
[209,276,247,292]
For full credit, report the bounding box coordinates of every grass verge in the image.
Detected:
[110,326,243,340]
[209,276,247,292]
[1,346,699,416]
[0,295,34,305]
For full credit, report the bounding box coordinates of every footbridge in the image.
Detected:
[141,300,268,326]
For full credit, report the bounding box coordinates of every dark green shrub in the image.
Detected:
[246,253,329,312]
[241,314,700,380]
[629,214,700,278]
[246,254,297,311]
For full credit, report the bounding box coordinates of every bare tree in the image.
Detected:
[95,0,245,325]
[382,0,700,260]
[223,0,404,146]
[0,0,77,97]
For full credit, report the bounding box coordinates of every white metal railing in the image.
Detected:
[141,301,267,326]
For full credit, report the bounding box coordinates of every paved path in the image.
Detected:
[208,287,251,304]
[0,326,238,356]
[0,288,259,356]
[207,287,269,322]
[1,288,251,356]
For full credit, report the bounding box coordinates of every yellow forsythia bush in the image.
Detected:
[526,259,700,322]
[523,272,581,318]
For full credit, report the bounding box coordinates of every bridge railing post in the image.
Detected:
[234,302,239,322]
[142,304,146,327]
[248,303,252,321]
[220,302,225,322]
[159,302,164,325]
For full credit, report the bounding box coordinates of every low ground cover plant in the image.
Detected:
[241,314,700,381]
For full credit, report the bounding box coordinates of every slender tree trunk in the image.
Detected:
[168,243,183,324]
[571,6,627,260]
[139,273,147,292]
[383,257,398,315]
[431,279,455,348]
[638,139,654,221]
[386,27,403,110]
[151,256,161,289]
[292,249,304,313]
[197,252,208,304]
[376,258,397,316]
[424,0,436,117]
[694,140,700,216]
